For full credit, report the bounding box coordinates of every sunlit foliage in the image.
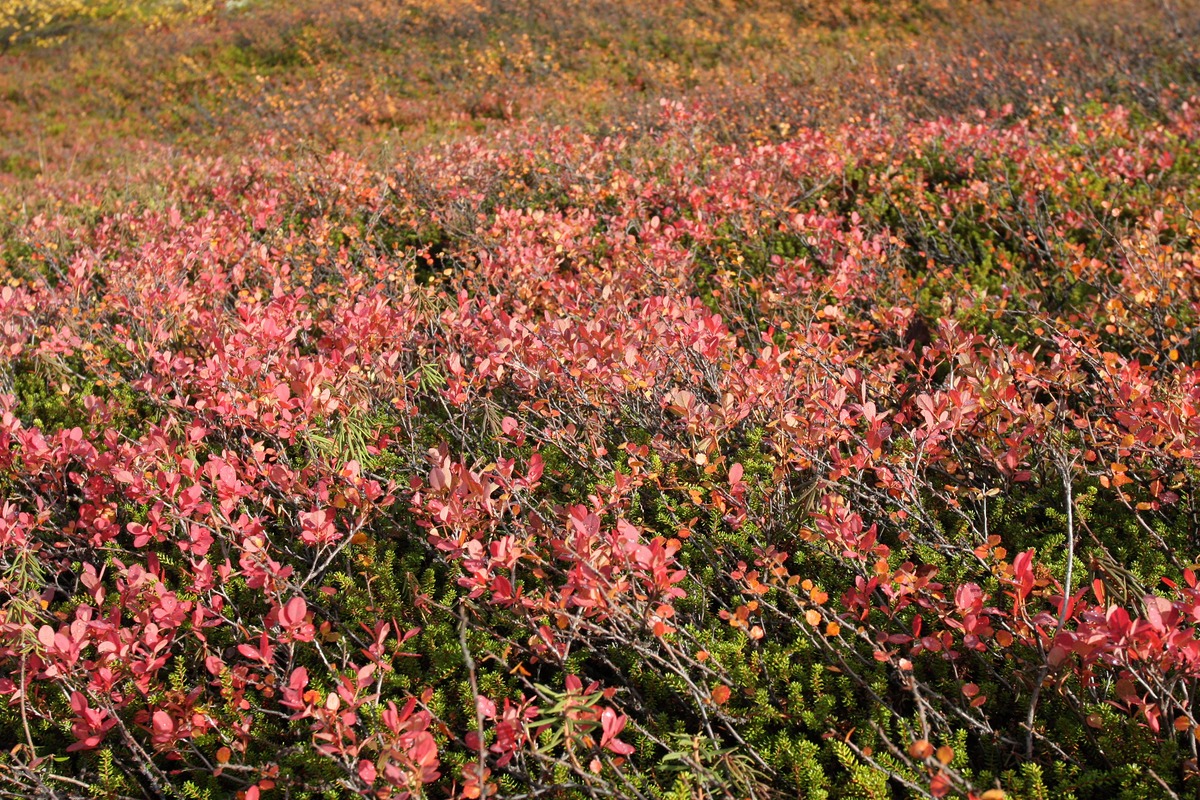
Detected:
[3,2,1200,799]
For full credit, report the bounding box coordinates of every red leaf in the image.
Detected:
[280,597,307,629]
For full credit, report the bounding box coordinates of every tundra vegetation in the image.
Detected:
[2,1,1200,798]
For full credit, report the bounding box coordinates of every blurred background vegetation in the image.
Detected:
[1,0,1197,187]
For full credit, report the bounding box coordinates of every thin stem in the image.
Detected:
[460,602,490,799]
[1026,451,1077,759]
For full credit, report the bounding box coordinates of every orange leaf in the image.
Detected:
[908,739,933,759]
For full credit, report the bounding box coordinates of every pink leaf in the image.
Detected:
[37,625,56,650]
[152,710,173,733]
[600,707,635,754]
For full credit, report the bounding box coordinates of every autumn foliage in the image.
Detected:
[3,1,1200,798]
